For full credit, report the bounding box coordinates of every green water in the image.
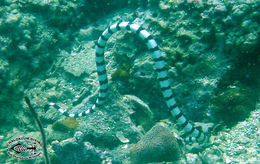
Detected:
[0,0,259,163]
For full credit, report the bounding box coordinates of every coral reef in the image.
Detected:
[210,83,258,126]
[122,95,154,131]
[1,0,259,163]
[52,138,103,164]
[201,108,260,163]
[130,124,181,163]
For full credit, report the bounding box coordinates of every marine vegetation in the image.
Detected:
[24,96,50,164]
[111,64,131,81]
[52,118,79,132]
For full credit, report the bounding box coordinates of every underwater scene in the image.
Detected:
[0,0,259,163]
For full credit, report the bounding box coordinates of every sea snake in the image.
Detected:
[50,21,206,143]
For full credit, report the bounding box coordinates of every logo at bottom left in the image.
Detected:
[7,137,42,160]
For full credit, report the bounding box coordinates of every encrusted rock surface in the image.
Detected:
[130,124,181,163]
[1,0,259,163]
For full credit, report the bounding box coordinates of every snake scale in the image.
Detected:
[50,21,207,143]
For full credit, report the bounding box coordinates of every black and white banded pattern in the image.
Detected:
[50,21,206,143]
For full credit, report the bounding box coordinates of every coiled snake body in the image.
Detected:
[50,21,206,143]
